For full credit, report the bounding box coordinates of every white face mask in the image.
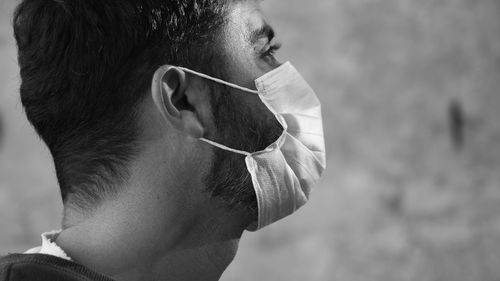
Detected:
[178,62,326,231]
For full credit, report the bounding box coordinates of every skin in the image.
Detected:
[55,1,282,281]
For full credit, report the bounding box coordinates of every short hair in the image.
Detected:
[13,0,230,209]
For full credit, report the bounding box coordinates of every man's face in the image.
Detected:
[203,1,284,222]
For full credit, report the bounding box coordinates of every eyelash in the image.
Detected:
[264,43,282,57]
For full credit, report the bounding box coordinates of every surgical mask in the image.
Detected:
[178,62,326,231]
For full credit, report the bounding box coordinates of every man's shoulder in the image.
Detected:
[0,254,115,281]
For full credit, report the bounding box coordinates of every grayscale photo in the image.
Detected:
[0,0,499,281]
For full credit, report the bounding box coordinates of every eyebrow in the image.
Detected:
[249,23,275,45]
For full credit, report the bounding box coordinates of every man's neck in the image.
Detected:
[113,239,240,281]
[55,192,246,281]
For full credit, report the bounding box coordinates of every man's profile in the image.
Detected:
[1,1,325,280]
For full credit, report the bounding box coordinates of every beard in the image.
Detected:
[203,82,283,222]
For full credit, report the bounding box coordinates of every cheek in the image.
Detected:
[213,87,283,152]
[255,98,284,140]
[244,94,284,148]
[245,94,276,124]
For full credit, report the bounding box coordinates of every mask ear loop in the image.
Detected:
[199,138,251,156]
[177,66,258,157]
[178,67,260,95]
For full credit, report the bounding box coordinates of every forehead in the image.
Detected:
[229,1,266,35]
[223,2,268,49]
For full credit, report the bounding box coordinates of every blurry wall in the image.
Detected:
[1,0,499,281]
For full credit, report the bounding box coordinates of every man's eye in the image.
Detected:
[262,43,282,58]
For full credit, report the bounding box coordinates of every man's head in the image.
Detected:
[13,0,282,227]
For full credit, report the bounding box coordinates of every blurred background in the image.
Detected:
[1,0,500,280]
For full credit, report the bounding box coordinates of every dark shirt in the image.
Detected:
[0,254,115,281]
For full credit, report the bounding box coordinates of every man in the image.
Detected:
[1,0,325,280]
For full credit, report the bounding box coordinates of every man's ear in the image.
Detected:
[151,65,205,138]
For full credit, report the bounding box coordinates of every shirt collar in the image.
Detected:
[24,230,72,261]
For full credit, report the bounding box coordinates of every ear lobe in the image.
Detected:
[151,65,204,138]
[179,111,205,139]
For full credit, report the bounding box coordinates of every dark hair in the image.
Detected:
[13,0,230,208]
